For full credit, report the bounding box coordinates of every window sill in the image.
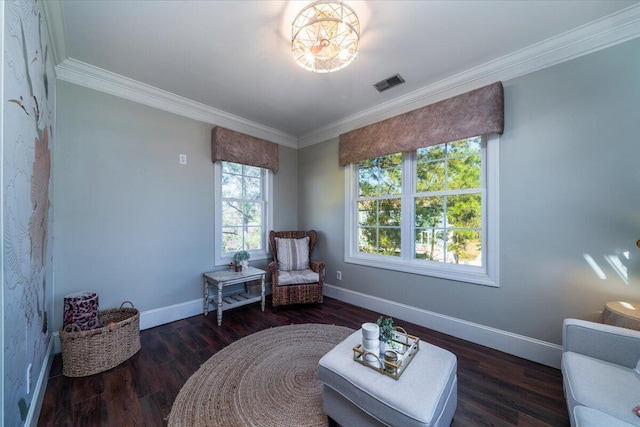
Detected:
[344,254,499,287]
[216,251,271,268]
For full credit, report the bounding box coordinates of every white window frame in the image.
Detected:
[214,161,273,266]
[344,135,499,287]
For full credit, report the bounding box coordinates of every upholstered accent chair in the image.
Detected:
[268,230,325,308]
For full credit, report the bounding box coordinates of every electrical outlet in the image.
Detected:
[26,363,32,394]
[179,154,187,165]
[336,271,342,280]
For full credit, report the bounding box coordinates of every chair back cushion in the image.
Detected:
[276,237,310,271]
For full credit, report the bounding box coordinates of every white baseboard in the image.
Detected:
[140,285,272,330]
[50,285,560,369]
[53,286,273,352]
[51,298,210,355]
[139,298,204,330]
[323,283,563,369]
[26,337,55,427]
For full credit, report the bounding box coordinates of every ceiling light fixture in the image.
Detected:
[291,0,360,73]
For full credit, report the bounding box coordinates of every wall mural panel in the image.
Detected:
[3,0,55,424]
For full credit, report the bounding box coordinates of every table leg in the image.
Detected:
[261,274,265,312]
[203,277,209,316]
[217,282,223,326]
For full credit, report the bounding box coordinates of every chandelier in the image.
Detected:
[291,0,360,73]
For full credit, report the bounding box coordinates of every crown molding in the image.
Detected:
[40,0,67,67]
[297,3,640,147]
[55,59,298,148]
[42,0,297,147]
[42,2,640,150]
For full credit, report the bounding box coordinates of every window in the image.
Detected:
[345,135,499,286]
[214,161,272,265]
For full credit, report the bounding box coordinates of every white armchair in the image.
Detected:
[562,318,640,427]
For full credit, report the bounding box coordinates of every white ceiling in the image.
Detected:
[45,1,640,147]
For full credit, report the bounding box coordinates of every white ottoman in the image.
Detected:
[318,329,457,427]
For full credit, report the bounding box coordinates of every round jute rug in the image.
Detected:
[168,323,354,427]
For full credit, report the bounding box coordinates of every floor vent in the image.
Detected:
[373,74,406,93]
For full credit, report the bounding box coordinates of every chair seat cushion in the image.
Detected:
[563,351,640,426]
[574,407,638,427]
[277,269,319,285]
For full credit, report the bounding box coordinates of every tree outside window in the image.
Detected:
[414,137,482,265]
[356,136,483,266]
[221,162,264,254]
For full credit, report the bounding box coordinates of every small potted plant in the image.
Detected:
[233,250,251,271]
[376,316,394,353]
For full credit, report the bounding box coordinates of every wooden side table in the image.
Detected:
[203,267,266,326]
[603,301,640,331]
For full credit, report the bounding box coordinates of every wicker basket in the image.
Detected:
[60,301,141,377]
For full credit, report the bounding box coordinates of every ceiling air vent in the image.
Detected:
[373,74,405,93]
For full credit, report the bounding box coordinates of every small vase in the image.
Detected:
[241,260,249,271]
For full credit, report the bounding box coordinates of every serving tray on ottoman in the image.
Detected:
[318,329,457,427]
[352,328,420,380]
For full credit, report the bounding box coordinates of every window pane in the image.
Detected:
[360,158,377,169]
[245,226,262,250]
[358,227,377,254]
[416,160,445,192]
[244,176,261,199]
[415,196,444,227]
[219,161,267,257]
[448,137,481,156]
[244,165,260,177]
[379,199,401,226]
[223,162,242,174]
[242,202,262,226]
[358,153,403,197]
[414,228,447,261]
[448,154,481,190]
[222,201,262,227]
[358,200,377,226]
[222,173,242,198]
[446,194,482,228]
[379,167,402,195]
[418,145,446,161]
[415,229,430,259]
[222,201,245,226]
[379,228,401,256]
[448,230,482,265]
[222,227,242,253]
[415,229,438,260]
[359,167,379,197]
[379,153,403,168]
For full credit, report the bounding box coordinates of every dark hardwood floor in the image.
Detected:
[38,296,569,426]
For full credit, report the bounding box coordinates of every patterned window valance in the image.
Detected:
[338,82,504,166]
[211,127,279,172]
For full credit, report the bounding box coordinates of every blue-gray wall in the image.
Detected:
[53,82,298,330]
[54,38,639,352]
[299,37,640,345]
